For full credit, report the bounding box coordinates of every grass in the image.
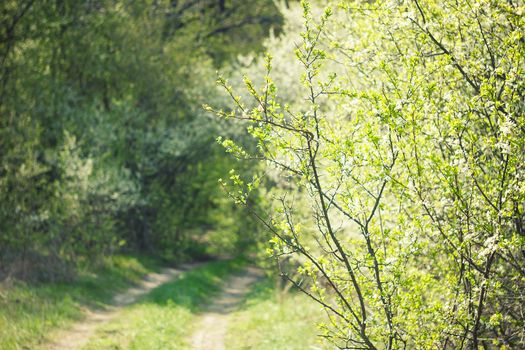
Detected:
[225,277,328,350]
[0,254,164,350]
[0,256,326,350]
[81,258,245,350]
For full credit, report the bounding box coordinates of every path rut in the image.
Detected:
[42,263,198,350]
[190,266,264,350]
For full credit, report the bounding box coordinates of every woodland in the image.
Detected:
[1,0,524,349]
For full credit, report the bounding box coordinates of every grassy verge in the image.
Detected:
[1,256,325,350]
[81,259,245,350]
[225,277,327,350]
[0,254,164,350]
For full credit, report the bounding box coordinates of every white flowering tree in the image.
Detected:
[212,0,525,348]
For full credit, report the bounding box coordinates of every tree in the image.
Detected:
[0,0,281,278]
[213,0,525,348]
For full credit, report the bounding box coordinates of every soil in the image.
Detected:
[40,263,262,350]
[189,266,264,350]
[41,263,198,350]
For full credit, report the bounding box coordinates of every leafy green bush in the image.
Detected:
[215,0,525,348]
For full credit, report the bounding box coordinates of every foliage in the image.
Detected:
[0,0,282,277]
[214,0,525,348]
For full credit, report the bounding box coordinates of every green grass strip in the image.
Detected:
[225,277,326,350]
[82,258,245,350]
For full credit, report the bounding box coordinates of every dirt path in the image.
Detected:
[190,266,264,350]
[42,263,198,350]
